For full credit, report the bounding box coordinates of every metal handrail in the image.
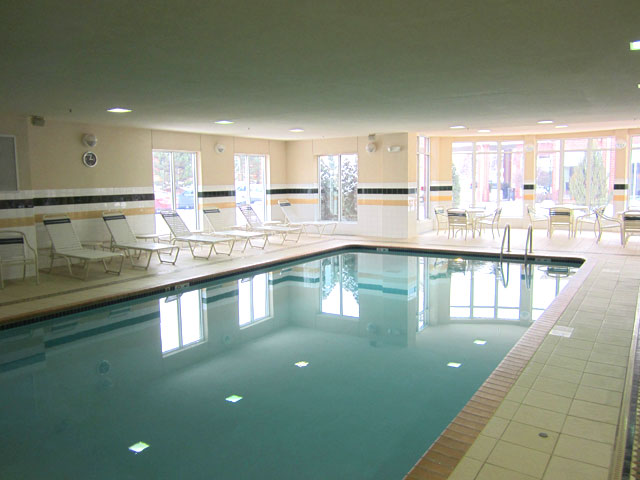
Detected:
[524,225,533,264]
[499,224,511,263]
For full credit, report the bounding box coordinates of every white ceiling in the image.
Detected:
[2,1,640,140]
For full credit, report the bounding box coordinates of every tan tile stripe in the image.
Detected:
[201,201,237,209]
[430,194,452,202]
[404,257,595,480]
[34,207,155,222]
[268,198,318,205]
[0,216,35,228]
[614,194,626,201]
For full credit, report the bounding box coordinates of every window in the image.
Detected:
[319,154,358,222]
[238,273,271,327]
[630,136,640,208]
[235,154,267,223]
[451,141,524,216]
[320,253,359,317]
[417,136,430,220]
[535,137,615,213]
[0,135,18,191]
[152,150,199,232]
[160,290,205,354]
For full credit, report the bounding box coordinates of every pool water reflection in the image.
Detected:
[0,251,579,480]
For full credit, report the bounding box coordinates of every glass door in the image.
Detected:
[152,150,198,233]
[235,154,266,224]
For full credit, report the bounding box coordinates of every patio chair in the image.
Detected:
[476,207,502,239]
[160,210,235,258]
[0,230,39,288]
[433,207,448,235]
[574,208,597,238]
[203,208,268,252]
[527,205,548,231]
[446,208,473,239]
[102,212,180,269]
[43,215,124,280]
[594,207,622,243]
[277,200,337,235]
[547,207,572,237]
[622,210,640,246]
[238,204,303,243]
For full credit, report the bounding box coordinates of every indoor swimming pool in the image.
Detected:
[0,249,582,479]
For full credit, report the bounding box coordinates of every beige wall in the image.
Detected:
[28,121,153,189]
[284,140,315,184]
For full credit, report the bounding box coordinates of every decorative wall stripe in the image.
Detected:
[0,217,35,228]
[267,188,318,195]
[358,199,411,207]
[429,185,453,192]
[198,190,236,198]
[614,184,629,190]
[33,193,154,206]
[523,184,535,190]
[358,188,416,195]
[33,207,155,223]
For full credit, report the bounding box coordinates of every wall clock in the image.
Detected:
[82,151,98,167]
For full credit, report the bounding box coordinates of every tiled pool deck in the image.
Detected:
[1,228,638,480]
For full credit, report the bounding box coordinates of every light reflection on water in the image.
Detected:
[0,251,578,480]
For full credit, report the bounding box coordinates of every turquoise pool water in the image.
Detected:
[0,250,580,479]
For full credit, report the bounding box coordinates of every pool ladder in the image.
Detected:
[499,225,534,288]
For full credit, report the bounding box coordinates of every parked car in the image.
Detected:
[154,190,171,212]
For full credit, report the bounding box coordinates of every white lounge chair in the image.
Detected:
[160,210,235,258]
[277,200,337,235]
[203,208,268,252]
[102,212,180,269]
[43,215,124,279]
[238,204,302,243]
[622,210,640,246]
[0,230,39,288]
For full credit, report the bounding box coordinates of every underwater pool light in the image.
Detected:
[474,340,487,345]
[447,362,462,368]
[295,361,309,367]
[128,442,150,454]
[226,395,243,403]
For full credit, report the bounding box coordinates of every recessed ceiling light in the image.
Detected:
[226,395,243,403]
[128,442,150,453]
[477,129,491,133]
[447,362,462,368]
[537,120,553,124]
[289,128,304,133]
[630,40,640,51]
[107,107,132,113]
[637,83,640,88]
[214,120,234,125]
[555,125,569,128]
[449,125,466,129]
[294,361,309,367]
[473,340,487,345]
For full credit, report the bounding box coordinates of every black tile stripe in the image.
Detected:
[267,188,318,195]
[0,199,33,210]
[357,188,417,195]
[33,193,154,206]
[429,186,453,192]
[523,184,535,190]
[198,190,236,198]
[614,184,629,190]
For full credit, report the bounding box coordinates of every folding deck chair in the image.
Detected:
[203,208,268,252]
[238,204,302,243]
[277,200,337,235]
[160,210,235,258]
[0,230,39,288]
[102,212,180,269]
[43,215,124,280]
